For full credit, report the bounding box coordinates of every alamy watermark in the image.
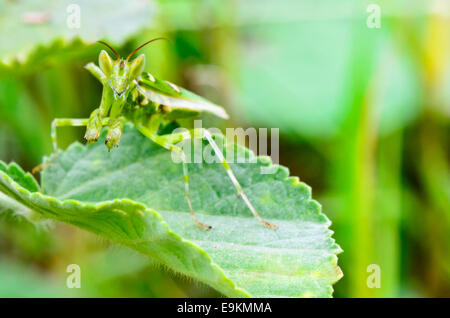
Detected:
[366,264,381,288]
[66,264,81,288]
[66,4,81,29]
[366,4,381,29]
[169,120,279,174]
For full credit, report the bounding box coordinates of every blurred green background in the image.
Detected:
[0,0,449,297]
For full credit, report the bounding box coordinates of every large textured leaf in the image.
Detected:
[0,124,342,297]
[0,0,155,74]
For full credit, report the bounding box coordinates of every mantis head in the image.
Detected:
[97,38,166,100]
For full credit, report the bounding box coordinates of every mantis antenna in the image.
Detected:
[126,37,168,62]
[97,41,121,60]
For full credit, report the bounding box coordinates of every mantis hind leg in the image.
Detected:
[138,122,277,230]
[179,152,212,230]
[137,124,212,230]
[198,128,278,229]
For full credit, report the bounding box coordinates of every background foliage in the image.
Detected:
[0,0,449,297]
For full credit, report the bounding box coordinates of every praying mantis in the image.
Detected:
[44,39,277,230]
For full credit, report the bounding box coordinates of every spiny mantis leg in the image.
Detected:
[138,122,278,230]
[33,117,109,174]
[50,117,110,152]
[137,124,212,230]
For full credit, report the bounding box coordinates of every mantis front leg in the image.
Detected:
[85,85,114,144]
[105,116,126,150]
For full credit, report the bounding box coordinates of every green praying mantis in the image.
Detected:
[42,38,277,230]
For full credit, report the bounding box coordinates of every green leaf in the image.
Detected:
[0,161,39,193]
[0,0,155,74]
[0,124,342,297]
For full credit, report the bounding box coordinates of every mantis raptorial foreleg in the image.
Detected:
[137,120,278,230]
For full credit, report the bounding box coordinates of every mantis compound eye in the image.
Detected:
[129,54,145,79]
[99,50,113,76]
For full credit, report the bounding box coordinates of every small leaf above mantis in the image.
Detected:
[0,0,155,74]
